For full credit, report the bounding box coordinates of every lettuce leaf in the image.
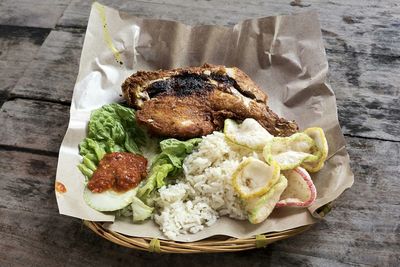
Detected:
[77,104,202,221]
[78,104,145,179]
[137,163,174,198]
[137,138,202,198]
[131,196,154,222]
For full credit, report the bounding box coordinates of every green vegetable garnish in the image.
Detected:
[77,103,201,220]
[131,196,154,222]
[137,138,202,198]
[78,103,145,179]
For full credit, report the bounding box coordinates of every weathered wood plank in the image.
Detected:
[0,151,57,214]
[10,29,84,103]
[327,52,400,141]
[0,0,71,29]
[0,26,50,105]
[2,211,352,267]
[57,0,400,56]
[0,136,398,266]
[0,99,69,153]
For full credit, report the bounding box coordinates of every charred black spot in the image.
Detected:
[211,73,257,100]
[147,72,214,98]
[173,73,214,96]
[147,80,170,98]
[210,73,236,87]
[146,72,258,100]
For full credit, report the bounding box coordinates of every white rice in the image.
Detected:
[154,131,261,239]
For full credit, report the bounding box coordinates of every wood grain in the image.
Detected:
[57,0,400,56]
[0,26,50,105]
[10,29,84,104]
[0,136,398,266]
[0,99,69,153]
[0,0,71,29]
[327,52,400,141]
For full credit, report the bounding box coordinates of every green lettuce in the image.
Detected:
[137,138,202,198]
[78,103,145,179]
[131,196,154,222]
[77,103,202,222]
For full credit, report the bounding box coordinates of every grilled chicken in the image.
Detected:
[122,64,298,139]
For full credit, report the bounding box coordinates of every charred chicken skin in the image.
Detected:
[122,64,298,139]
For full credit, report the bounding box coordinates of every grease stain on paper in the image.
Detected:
[55,181,67,193]
[94,2,123,65]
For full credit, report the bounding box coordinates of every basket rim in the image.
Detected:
[83,220,312,253]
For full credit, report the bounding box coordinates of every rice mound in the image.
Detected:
[154,131,261,239]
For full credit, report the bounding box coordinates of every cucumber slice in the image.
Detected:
[84,186,138,212]
[224,118,273,150]
[232,158,280,199]
[246,175,288,224]
[276,167,317,207]
[263,133,318,170]
[301,127,329,172]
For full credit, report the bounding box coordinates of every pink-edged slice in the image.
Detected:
[276,167,317,207]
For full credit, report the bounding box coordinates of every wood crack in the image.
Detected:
[325,48,400,60]
[6,96,72,107]
[343,133,400,143]
[0,145,59,158]
[54,25,86,33]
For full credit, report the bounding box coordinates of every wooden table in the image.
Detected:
[1,1,399,266]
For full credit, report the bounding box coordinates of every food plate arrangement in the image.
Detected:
[78,101,325,239]
[55,3,354,252]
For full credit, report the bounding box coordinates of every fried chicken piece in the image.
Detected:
[122,64,298,139]
[137,95,214,138]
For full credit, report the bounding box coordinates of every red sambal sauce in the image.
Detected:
[87,152,148,193]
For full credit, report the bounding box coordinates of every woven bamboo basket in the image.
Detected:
[83,221,310,253]
[83,204,331,253]
[83,203,331,253]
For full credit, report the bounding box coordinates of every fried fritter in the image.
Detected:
[122,64,298,138]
